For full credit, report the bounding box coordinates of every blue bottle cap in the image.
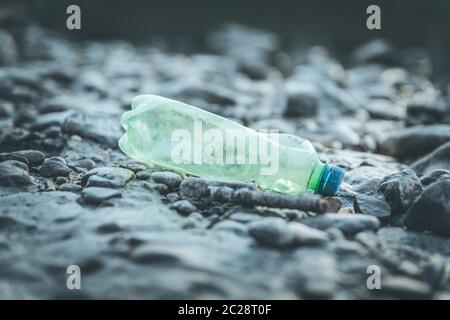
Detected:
[317,164,345,196]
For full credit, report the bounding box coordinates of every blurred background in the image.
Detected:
[1,0,450,76]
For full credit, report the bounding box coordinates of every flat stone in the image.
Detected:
[412,141,450,176]
[0,163,35,187]
[379,168,423,214]
[380,276,432,299]
[82,167,134,188]
[151,171,183,190]
[404,179,450,237]
[80,187,122,205]
[170,200,197,215]
[300,213,380,236]
[58,183,82,193]
[354,193,391,218]
[39,160,70,178]
[378,125,450,159]
[420,169,450,187]
[248,218,295,248]
[12,150,45,166]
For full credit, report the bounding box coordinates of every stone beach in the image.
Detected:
[1,20,450,299]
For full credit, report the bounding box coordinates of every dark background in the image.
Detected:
[1,0,450,71]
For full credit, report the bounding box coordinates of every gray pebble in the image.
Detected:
[404,179,450,237]
[12,150,45,166]
[300,213,380,236]
[39,160,70,178]
[81,187,122,205]
[151,171,182,190]
[170,200,197,215]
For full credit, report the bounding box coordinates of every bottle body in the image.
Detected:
[119,95,336,195]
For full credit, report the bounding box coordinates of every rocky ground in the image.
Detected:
[1,21,450,299]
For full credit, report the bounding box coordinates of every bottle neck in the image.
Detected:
[307,162,326,193]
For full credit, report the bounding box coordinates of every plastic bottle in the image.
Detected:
[119,95,345,196]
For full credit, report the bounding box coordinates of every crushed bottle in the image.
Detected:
[119,95,345,196]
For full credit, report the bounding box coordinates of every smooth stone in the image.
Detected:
[62,113,122,149]
[0,153,29,165]
[96,222,124,234]
[39,160,70,178]
[420,169,450,187]
[80,187,122,205]
[406,99,449,126]
[213,220,248,236]
[247,218,295,247]
[71,159,96,170]
[135,171,152,181]
[365,99,403,120]
[170,200,197,215]
[151,171,183,190]
[300,213,380,236]
[1,160,29,172]
[0,163,35,187]
[378,125,450,159]
[379,168,423,214]
[380,276,432,299]
[287,222,330,245]
[12,150,45,166]
[248,218,329,248]
[354,193,391,218]
[229,212,262,224]
[81,167,134,188]
[411,141,450,176]
[283,82,319,117]
[58,183,82,193]
[404,179,450,237]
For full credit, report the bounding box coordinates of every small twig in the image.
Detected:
[209,186,327,213]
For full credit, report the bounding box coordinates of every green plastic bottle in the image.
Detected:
[119,95,345,196]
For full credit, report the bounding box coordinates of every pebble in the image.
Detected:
[248,218,329,248]
[0,152,29,165]
[62,113,122,149]
[379,168,423,214]
[135,171,152,180]
[96,222,124,234]
[380,276,432,299]
[151,171,183,191]
[12,149,45,166]
[81,187,122,205]
[39,160,70,178]
[404,179,450,237]
[170,200,197,215]
[1,160,29,172]
[247,218,295,247]
[81,167,134,188]
[58,183,82,193]
[71,159,96,170]
[300,213,380,236]
[353,193,391,218]
[0,162,35,187]
[165,192,181,203]
[283,82,319,117]
[419,169,450,187]
[411,141,450,176]
[378,125,450,159]
[213,220,248,236]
